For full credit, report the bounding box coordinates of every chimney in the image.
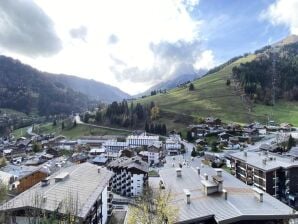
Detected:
[197,167,200,175]
[253,187,264,202]
[184,189,191,204]
[215,169,222,177]
[42,196,47,203]
[223,189,228,200]
[262,159,267,165]
[204,173,208,181]
[98,168,101,173]
[176,168,182,177]
[244,151,247,157]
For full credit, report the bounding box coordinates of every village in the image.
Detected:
[0,116,297,223]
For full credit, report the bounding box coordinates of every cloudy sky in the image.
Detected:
[0,0,297,94]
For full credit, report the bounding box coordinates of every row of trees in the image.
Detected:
[144,122,167,135]
[91,100,166,133]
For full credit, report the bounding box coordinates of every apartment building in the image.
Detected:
[126,133,159,147]
[149,164,298,224]
[108,156,148,197]
[230,150,298,208]
[0,163,114,224]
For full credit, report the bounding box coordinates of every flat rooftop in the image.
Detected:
[150,161,297,224]
[0,163,114,220]
[230,151,298,171]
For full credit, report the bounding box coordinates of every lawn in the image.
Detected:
[135,53,298,128]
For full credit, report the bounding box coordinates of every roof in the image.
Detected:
[0,163,114,220]
[150,163,297,224]
[230,151,298,171]
[108,156,148,173]
[92,156,108,164]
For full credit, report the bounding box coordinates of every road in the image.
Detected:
[75,115,132,133]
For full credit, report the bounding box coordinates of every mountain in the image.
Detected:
[137,70,207,97]
[0,55,90,116]
[47,74,130,102]
[135,35,298,128]
[0,55,129,116]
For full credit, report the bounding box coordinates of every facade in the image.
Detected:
[103,140,128,153]
[165,139,181,155]
[108,156,148,197]
[149,163,298,224]
[16,169,48,193]
[126,133,159,147]
[147,145,162,165]
[230,151,298,208]
[0,163,114,224]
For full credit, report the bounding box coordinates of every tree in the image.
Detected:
[287,135,296,150]
[211,141,218,152]
[226,79,231,86]
[189,83,194,91]
[32,142,42,153]
[191,148,197,157]
[150,106,160,120]
[161,124,167,136]
[186,131,193,142]
[145,121,150,133]
[128,186,178,224]
[61,121,65,130]
[52,119,57,126]
[95,111,102,123]
[73,120,77,128]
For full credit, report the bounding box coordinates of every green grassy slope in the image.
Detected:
[136,54,298,126]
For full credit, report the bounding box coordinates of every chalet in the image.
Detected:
[204,117,222,126]
[46,148,60,157]
[218,132,233,142]
[120,148,135,158]
[147,145,162,165]
[70,153,88,164]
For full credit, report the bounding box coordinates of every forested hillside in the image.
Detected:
[232,42,298,104]
[0,56,89,115]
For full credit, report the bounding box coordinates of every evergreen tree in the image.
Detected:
[61,122,65,130]
[287,135,296,150]
[189,83,194,91]
[186,131,193,142]
[145,121,150,132]
[161,124,167,136]
[191,148,197,157]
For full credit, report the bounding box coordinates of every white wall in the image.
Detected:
[131,174,144,196]
[102,186,108,224]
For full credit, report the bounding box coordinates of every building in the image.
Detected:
[0,163,114,224]
[150,163,298,224]
[230,150,298,208]
[103,140,128,153]
[108,157,148,197]
[126,133,159,147]
[165,136,181,155]
[147,145,162,165]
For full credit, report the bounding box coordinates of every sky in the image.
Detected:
[0,0,297,95]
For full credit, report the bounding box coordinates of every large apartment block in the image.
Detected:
[0,163,114,224]
[126,133,159,147]
[108,156,148,197]
[230,151,298,208]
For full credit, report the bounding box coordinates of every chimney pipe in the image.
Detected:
[197,167,200,175]
[223,189,227,200]
[176,168,182,177]
[184,189,191,204]
[244,151,247,157]
[204,173,208,181]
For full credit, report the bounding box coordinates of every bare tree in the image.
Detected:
[128,186,178,224]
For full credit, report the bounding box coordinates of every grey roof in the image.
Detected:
[92,156,108,164]
[108,156,148,173]
[230,151,298,171]
[0,163,114,220]
[150,164,297,224]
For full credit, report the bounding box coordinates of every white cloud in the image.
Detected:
[2,0,213,94]
[261,0,298,34]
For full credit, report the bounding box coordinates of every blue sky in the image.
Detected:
[0,0,296,94]
[193,0,290,62]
